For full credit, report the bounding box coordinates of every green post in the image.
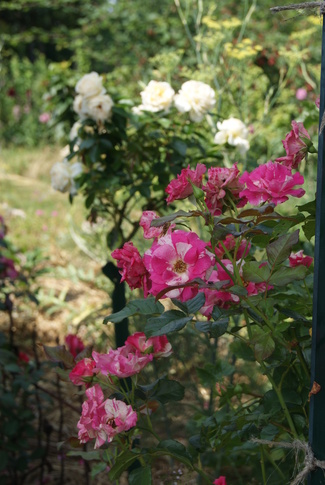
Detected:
[309,3,325,484]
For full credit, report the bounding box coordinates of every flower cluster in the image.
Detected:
[73,72,114,123]
[133,79,216,122]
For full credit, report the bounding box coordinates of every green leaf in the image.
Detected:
[243,262,270,283]
[150,210,197,227]
[172,293,205,314]
[145,310,192,337]
[67,450,101,461]
[302,219,315,241]
[229,285,248,296]
[152,379,185,403]
[156,440,193,467]
[91,462,108,479]
[42,344,74,368]
[297,199,316,216]
[104,298,164,324]
[269,266,308,286]
[195,319,228,338]
[108,451,141,481]
[250,327,275,361]
[79,138,96,150]
[266,230,299,267]
[129,467,152,485]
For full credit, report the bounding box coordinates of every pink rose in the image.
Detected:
[77,384,137,448]
[69,358,96,386]
[140,211,174,240]
[65,334,85,358]
[39,112,51,124]
[144,230,214,301]
[239,161,305,206]
[214,477,227,485]
[92,344,153,379]
[203,164,246,216]
[275,121,311,169]
[289,250,313,268]
[126,332,172,358]
[165,164,206,204]
[112,242,150,296]
[316,96,320,109]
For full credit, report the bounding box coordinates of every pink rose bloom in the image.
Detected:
[140,211,174,240]
[112,242,150,296]
[316,96,320,109]
[296,88,307,101]
[144,230,215,301]
[214,477,227,485]
[165,164,206,204]
[275,121,311,169]
[77,384,137,448]
[0,256,18,280]
[92,344,153,378]
[289,250,313,268]
[214,234,251,260]
[126,332,172,358]
[69,358,96,386]
[65,334,85,358]
[203,164,245,216]
[199,265,239,317]
[239,161,305,206]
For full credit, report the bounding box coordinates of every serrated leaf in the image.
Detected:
[42,344,74,368]
[173,292,205,314]
[150,210,198,227]
[145,310,192,337]
[104,298,164,324]
[91,462,108,479]
[269,266,307,286]
[108,451,141,480]
[67,450,101,461]
[137,377,185,403]
[155,440,193,467]
[229,285,248,296]
[243,262,270,283]
[129,467,152,485]
[251,327,275,361]
[297,199,316,216]
[266,230,299,267]
[302,220,315,241]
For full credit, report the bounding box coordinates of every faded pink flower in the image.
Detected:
[69,358,96,386]
[296,88,307,101]
[126,332,172,358]
[165,164,206,204]
[65,334,85,358]
[143,230,214,301]
[140,211,174,240]
[239,161,305,206]
[316,97,320,109]
[214,234,251,260]
[0,256,18,279]
[92,344,153,378]
[77,384,137,448]
[203,164,246,216]
[275,121,311,169]
[214,477,227,485]
[39,112,51,123]
[289,250,313,268]
[199,265,239,317]
[112,242,150,296]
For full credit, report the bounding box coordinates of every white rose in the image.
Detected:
[73,95,84,117]
[214,117,250,154]
[82,94,114,122]
[51,160,83,194]
[70,121,82,141]
[75,72,106,98]
[174,80,216,122]
[140,80,175,112]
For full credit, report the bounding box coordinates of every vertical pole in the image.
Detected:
[309,4,325,484]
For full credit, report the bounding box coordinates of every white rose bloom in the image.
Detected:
[70,121,82,141]
[75,72,106,98]
[140,80,175,112]
[214,117,250,154]
[51,160,83,194]
[82,94,114,122]
[132,105,145,116]
[174,80,216,122]
[73,95,84,117]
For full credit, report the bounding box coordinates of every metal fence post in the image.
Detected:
[309,3,325,484]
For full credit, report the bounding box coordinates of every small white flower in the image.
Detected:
[139,80,175,112]
[73,95,84,117]
[51,160,83,195]
[70,121,82,141]
[214,117,250,154]
[82,94,114,122]
[174,80,216,122]
[75,72,106,98]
